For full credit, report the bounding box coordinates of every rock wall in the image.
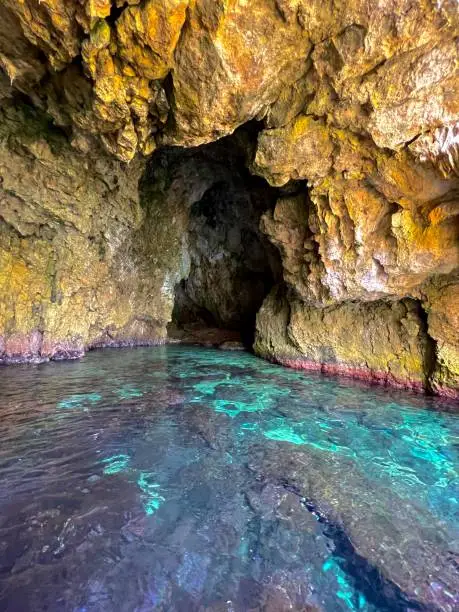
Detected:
[254,180,458,397]
[0,0,458,396]
[3,1,457,159]
[0,101,170,362]
[0,108,277,363]
[255,287,434,392]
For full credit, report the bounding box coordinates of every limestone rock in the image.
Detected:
[177,169,279,330]
[115,0,188,81]
[255,287,431,391]
[259,144,459,306]
[252,116,334,187]
[1,0,458,162]
[0,0,457,397]
[423,278,459,398]
[166,0,311,146]
[0,102,165,362]
[0,104,277,364]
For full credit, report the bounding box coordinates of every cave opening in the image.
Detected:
[170,173,282,348]
[140,124,285,349]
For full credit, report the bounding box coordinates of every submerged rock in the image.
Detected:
[218,341,246,351]
[248,443,459,611]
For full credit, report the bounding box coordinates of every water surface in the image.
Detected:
[0,346,458,611]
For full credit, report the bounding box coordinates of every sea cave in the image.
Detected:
[0,1,458,611]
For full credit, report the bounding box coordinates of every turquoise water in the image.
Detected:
[0,346,458,611]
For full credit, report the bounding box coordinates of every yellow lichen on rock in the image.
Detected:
[423,280,459,397]
[3,0,82,69]
[0,102,173,361]
[2,0,458,161]
[252,115,334,186]
[168,0,311,145]
[86,0,111,21]
[255,287,429,390]
[116,0,189,80]
[0,0,457,397]
[255,119,459,307]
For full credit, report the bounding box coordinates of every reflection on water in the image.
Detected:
[0,346,458,612]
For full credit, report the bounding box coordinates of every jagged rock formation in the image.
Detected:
[255,287,434,392]
[0,0,458,397]
[0,107,277,362]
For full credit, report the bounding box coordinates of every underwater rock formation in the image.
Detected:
[0,0,458,396]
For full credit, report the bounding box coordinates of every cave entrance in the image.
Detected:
[164,128,282,348]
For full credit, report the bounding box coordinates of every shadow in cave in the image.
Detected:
[157,125,287,349]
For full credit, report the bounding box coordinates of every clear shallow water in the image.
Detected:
[0,346,458,612]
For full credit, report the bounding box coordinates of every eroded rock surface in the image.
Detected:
[1,1,457,160]
[170,134,280,335]
[0,112,278,363]
[255,287,433,391]
[0,101,163,362]
[0,0,458,395]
